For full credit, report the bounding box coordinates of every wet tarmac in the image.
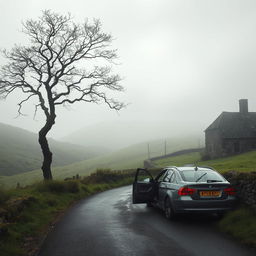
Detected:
[37,186,256,256]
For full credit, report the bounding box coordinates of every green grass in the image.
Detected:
[2,147,256,189]
[0,184,83,256]
[0,135,199,188]
[0,170,135,256]
[1,168,256,255]
[0,122,104,176]
[154,152,201,167]
[154,151,256,247]
[218,206,256,247]
[200,151,256,172]
[154,151,256,173]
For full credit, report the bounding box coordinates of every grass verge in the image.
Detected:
[218,205,256,247]
[154,151,256,173]
[0,170,134,256]
[1,168,256,255]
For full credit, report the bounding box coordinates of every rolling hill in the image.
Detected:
[0,135,201,187]
[2,140,256,189]
[0,122,107,176]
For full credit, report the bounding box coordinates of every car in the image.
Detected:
[132,166,236,219]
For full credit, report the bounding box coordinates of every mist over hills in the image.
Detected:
[0,119,204,180]
[62,120,204,150]
[0,122,106,176]
[1,134,203,188]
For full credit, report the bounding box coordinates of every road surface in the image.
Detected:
[38,186,255,256]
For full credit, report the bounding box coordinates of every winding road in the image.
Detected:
[38,186,255,256]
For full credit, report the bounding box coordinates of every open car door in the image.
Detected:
[133,168,155,204]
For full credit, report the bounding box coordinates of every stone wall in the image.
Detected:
[150,148,203,162]
[224,171,256,211]
[144,148,203,168]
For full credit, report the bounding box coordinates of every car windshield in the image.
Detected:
[180,169,225,183]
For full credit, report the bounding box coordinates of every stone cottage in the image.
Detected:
[205,99,256,159]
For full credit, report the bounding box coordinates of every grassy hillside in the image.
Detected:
[0,135,199,188]
[153,152,201,167]
[0,123,106,176]
[153,150,256,173]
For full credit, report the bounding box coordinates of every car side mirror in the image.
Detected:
[143,178,154,183]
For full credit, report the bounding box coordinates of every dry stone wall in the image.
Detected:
[224,171,256,211]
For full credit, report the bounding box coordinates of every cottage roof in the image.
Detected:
[205,112,256,138]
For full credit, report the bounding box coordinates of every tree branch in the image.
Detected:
[0,10,124,121]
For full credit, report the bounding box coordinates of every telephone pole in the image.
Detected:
[147,143,151,159]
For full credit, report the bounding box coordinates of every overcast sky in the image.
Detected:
[1,0,256,144]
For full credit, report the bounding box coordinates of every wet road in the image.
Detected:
[38,186,255,256]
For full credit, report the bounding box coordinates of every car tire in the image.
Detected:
[164,198,176,220]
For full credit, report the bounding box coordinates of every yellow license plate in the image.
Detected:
[200,191,220,197]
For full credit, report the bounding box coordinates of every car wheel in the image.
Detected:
[164,198,176,220]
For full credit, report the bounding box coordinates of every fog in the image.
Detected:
[1,0,256,149]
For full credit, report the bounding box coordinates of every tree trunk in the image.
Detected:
[38,116,56,180]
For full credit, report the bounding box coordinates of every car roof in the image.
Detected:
[165,166,216,172]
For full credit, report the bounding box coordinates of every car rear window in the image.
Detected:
[180,169,226,182]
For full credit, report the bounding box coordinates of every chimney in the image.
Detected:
[239,99,248,114]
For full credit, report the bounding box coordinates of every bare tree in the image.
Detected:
[0,10,124,180]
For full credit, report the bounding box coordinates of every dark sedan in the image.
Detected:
[132,166,236,219]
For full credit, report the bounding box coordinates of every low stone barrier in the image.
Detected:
[223,171,256,211]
